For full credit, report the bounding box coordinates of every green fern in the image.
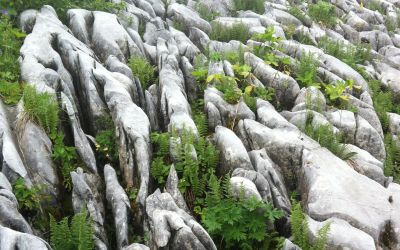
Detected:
[202,174,284,249]
[291,202,330,250]
[150,157,171,185]
[71,209,94,250]
[151,132,170,158]
[50,209,94,250]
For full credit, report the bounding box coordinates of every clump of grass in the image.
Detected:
[209,22,250,43]
[308,1,337,28]
[367,0,385,14]
[317,36,371,69]
[196,3,220,22]
[22,85,59,136]
[127,55,156,89]
[232,0,265,14]
[0,82,23,105]
[288,6,307,24]
[383,134,400,183]
[303,113,357,160]
[0,15,25,105]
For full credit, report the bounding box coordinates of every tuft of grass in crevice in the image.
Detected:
[127,55,156,90]
[232,0,265,14]
[308,1,337,28]
[209,22,250,43]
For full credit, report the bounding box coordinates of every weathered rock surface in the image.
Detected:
[146,189,217,250]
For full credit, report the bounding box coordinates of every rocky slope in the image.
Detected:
[1,0,400,249]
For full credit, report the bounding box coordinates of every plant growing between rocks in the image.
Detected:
[200,175,284,250]
[0,15,25,105]
[50,208,94,250]
[291,201,330,250]
[232,0,265,14]
[210,22,251,43]
[308,1,337,28]
[303,113,357,160]
[127,55,156,90]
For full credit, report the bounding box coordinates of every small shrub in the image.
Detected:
[308,1,337,28]
[127,56,156,89]
[50,208,94,250]
[232,0,265,14]
[210,22,250,43]
[201,175,284,250]
[291,202,330,250]
[196,3,220,21]
[22,85,59,136]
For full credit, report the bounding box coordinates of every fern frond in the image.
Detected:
[313,222,331,250]
[71,209,94,250]
[50,216,72,250]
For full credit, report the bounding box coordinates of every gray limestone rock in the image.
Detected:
[104,164,131,250]
[146,190,217,250]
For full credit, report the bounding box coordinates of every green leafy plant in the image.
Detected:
[232,0,265,14]
[50,208,94,250]
[127,55,156,89]
[210,22,251,43]
[295,53,320,88]
[308,1,337,28]
[323,79,357,104]
[291,202,330,250]
[22,85,59,136]
[303,114,357,160]
[13,178,43,211]
[201,175,284,250]
[52,132,79,191]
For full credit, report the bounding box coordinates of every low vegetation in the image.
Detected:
[22,85,59,136]
[50,209,94,250]
[232,0,265,14]
[303,113,357,160]
[210,22,250,43]
[2,0,124,21]
[127,55,156,89]
[317,36,371,70]
[308,1,337,28]
[201,175,284,249]
[291,202,330,250]
[196,3,220,22]
[0,15,25,105]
